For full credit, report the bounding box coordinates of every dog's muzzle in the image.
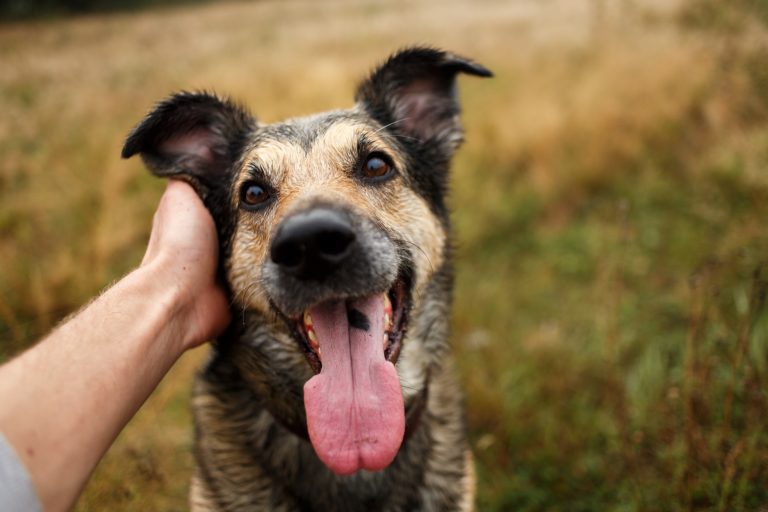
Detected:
[262,205,398,317]
[261,204,411,475]
[270,208,356,280]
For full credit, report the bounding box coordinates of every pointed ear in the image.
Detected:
[121,92,255,192]
[355,47,492,154]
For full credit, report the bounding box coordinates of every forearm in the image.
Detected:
[0,263,189,512]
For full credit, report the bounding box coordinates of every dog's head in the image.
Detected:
[123,47,490,475]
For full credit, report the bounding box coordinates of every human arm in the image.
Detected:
[0,180,231,511]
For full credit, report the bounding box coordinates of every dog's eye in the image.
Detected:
[240,182,271,209]
[361,153,395,181]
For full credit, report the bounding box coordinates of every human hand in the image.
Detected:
[141,180,231,349]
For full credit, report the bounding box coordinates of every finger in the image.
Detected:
[165,179,200,207]
[141,187,171,265]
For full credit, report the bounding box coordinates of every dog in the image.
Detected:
[122,47,491,511]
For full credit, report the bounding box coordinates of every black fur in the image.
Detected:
[122,92,255,260]
[122,47,491,512]
[355,47,493,220]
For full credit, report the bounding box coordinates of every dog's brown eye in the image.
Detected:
[362,153,394,181]
[241,182,271,209]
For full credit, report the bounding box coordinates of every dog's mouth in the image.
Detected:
[293,275,410,374]
[287,273,412,476]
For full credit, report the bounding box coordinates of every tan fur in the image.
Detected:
[222,119,449,413]
[124,47,490,511]
[227,121,446,318]
[460,450,477,512]
[190,472,213,512]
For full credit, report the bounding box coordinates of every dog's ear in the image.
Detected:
[355,47,492,155]
[121,92,255,193]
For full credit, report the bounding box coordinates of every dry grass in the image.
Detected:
[1,0,768,510]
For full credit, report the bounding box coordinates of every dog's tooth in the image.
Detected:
[383,293,394,332]
[383,293,392,314]
[303,311,313,329]
[307,328,319,349]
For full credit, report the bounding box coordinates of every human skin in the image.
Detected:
[0,180,231,512]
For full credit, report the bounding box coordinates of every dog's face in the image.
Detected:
[123,48,490,476]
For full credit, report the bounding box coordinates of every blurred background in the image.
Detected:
[1,0,767,510]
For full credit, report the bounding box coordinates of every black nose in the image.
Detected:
[270,208,357,280]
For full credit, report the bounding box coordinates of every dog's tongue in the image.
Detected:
[303,295,405,475]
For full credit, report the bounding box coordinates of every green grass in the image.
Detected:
[1,0,767,510]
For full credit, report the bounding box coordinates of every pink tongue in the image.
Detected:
[303,295,405,475]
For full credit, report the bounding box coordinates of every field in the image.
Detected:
[2,0,768,510]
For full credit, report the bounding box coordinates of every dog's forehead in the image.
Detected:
[237,109,403,186]
[258,110,365,150]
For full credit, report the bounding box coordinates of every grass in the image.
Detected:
[1,0,767,510]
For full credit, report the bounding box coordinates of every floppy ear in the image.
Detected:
[355,47,492,155]
[121,91,255,194]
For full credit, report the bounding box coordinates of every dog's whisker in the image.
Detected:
[390,132,423,143]
[231,284,255,310]
[241,286,269,325]
[373,118,425,143]
[402,239,436,274]
[229,284,252,308]
[237,293,251,326]
[374,117,411,134]
[229,281,270,327]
